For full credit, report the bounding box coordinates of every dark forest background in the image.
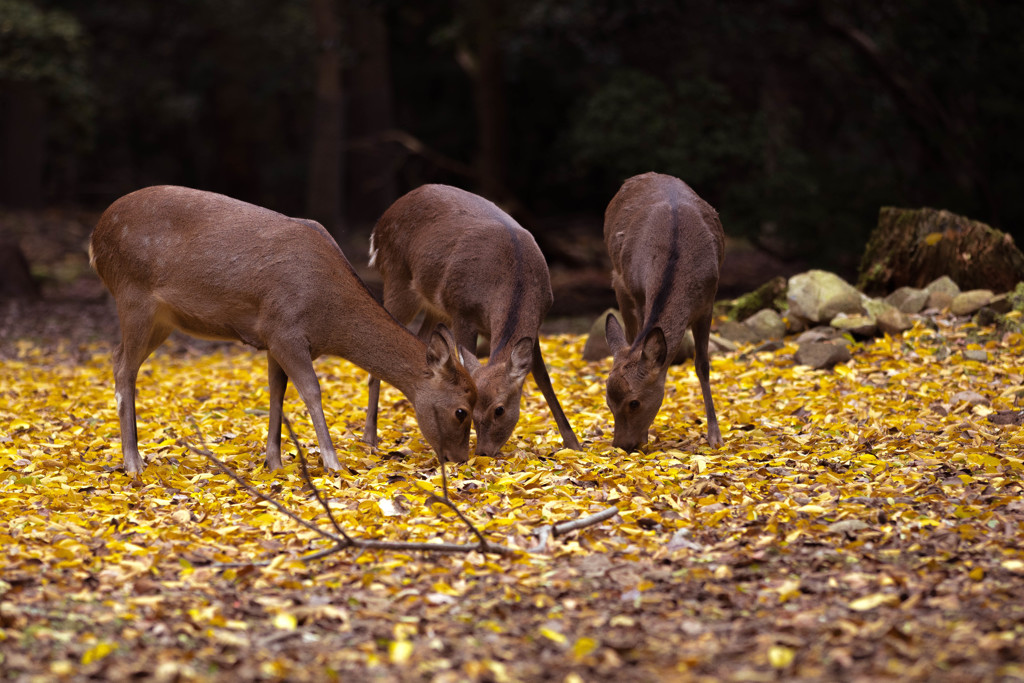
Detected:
[2,0,1022,274]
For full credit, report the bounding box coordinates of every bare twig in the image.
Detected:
[186,418,520,561]
[347,129,476,179]
[552,506,620,536]
[530,506,621,552]
[187,419,348,546]
[283,417,352,544]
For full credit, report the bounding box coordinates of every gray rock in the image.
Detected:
[787,270,866,323]
[672,329,696,364]
[795,341,852,369]
[876,307,913,335]
[717,320,760,345]
[743,308,786,341]
[925,275,961,296]
[884,286,929,314]
[926,291,955,311]
[583,309,695,364]
[795,326,843,344]
[950,289,994,316]
[582,309,622,361]
[962,349,990,362]
[708,334,736,354]
[831,312,877,337]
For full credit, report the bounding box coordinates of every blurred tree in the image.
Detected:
[343,0,399,229]
[307,0,344,236]
[0,0,94,207]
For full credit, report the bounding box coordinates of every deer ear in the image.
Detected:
[605,313,628,354]
[461,345,482,376]
[426,324,458,371]
[508,337,534,384]
[640,327,668,370]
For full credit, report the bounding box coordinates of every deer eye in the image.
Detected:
[455,409,468,422]
[628,399,641,411]
[494,406,505,417]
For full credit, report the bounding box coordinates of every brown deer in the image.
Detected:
[89,185,476,473]
[603,172,725,451]
[363,184,581,457]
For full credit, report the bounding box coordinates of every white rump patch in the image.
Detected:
[367,233,378,267]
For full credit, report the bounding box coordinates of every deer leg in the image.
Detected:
[271,344,341,471]
[530,339,581,450]
[363,286,423,448]
[691,312,723,448]
[112,301,170,473]
[266,353,288,469]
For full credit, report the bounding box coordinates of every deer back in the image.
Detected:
[604,172,724,353]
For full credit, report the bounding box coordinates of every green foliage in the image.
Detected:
[568,69,756,197]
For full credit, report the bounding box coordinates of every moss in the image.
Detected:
[1009,282,1024,312]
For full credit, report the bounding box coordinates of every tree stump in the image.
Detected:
[857,207,1024,295]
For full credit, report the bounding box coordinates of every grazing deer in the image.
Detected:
[363,184,581,457]
[603,172,725,451]
[89,185,476,473]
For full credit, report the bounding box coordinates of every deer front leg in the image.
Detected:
[270,343,341,471]
[691,312,723,448]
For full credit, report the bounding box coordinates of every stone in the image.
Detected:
[795,326,843,344]
[950,289,994,316]
[830,312,877,337]
[795,341,852,369]
[962,349,990,362]
[716,320,760,345]
[924,275,961,296]
[582,309,622,361]
[584,310,696,364]
[742,308,786,341]
[884,286,928,314]
[787,270,866,323]
[926,291,954,311]
[863,299,913,336]
[718,276,787,321]
[876,307,913,335]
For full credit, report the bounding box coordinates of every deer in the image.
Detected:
[88,185,476,474]
[362,184,581,458]
[603,172,725,452]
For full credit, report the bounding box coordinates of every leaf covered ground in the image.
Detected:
[2,316,1024,682]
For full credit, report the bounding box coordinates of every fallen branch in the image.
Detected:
[186,417,520,563]
[530,506,621,552]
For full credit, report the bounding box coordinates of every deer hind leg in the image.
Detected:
[363,284,424,448]
[112,300,171,473]
[530,339,581,450]
[691,311,723,448]
[265,353,288,469]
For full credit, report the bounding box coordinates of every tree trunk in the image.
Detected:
[343,1,398,229]
[307,0,344,239]
[0,81,47,208]
[468,0,508,203]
